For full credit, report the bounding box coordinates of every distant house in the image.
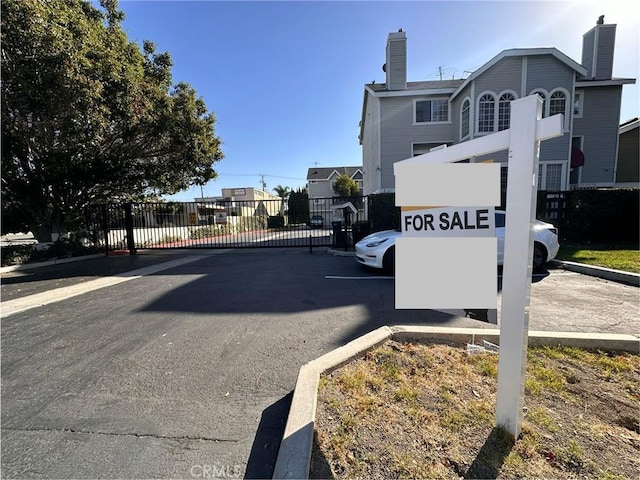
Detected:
[306,166,363,226]
[616,118,639,186]
[360,20,636,197]
[197,187,281,218]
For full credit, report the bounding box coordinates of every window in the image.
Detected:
[531,90,548,117]
[570,136,583,185]
[538,163,565,191]
[573,91,583,118]
[549,90,567,117]
[498,93,516,131]
[415,99,449,123]
[460,99,470,139]
[546,164,563,190]
[477,94,495,133]
[412,142,451,156]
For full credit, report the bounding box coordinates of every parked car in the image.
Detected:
[355,211,559,273]
[310,215,324,228]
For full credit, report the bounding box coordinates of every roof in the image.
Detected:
[451,48,588,101]
[367,79,465,92]
[576,77,636,87]
[306,166,362,181]
[620,117,639,135]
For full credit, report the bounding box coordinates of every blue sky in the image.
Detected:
[115,0,639,201]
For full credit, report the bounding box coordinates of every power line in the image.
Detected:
[217,173,306,181]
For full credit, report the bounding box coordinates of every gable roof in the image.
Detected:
[307,166,362,181]
[620,117,639,135]
[450,48,588,101]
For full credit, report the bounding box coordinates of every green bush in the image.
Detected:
[189,226,217,239]
[538,189,639,244]
[157,235,182,244]
[368,193,400,232]
[267,215,285,229]
[1,237,102,267]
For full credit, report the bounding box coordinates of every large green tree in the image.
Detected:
[332,174,360,197]
[1,0,223,240]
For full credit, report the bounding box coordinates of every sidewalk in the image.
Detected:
[550,259,640,287]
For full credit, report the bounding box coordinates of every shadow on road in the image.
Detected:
[244,392,293,479]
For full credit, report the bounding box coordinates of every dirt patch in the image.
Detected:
[312,340,639,479]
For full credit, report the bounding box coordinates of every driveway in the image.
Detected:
[1,249,638,478]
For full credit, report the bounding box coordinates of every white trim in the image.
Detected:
[576,78,636,87]
[549,87,570,130]
[470,82,475,140]
[450,48,587,102]
[460,97,471,141]
[497,90,519,131]
[413,97,451,124]
[620,119,639,134]
[376,95,382,194]
[573,90,583,119]
[411,141,453,157]
[529,88,549,116]
[476,90,497,134]
[521,57,527,100]
[567,136,580,189]
[373,87,459,98]
[591,26,599,79]
[538,161,566,191]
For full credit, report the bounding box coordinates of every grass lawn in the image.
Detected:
[313,341,640,479]
[556,244,640,273]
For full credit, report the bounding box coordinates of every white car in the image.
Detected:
[355,211,559,273]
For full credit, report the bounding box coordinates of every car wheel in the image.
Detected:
[383,246,395,275]
[533,243,546,271]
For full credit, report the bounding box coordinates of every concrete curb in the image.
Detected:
[0,254,105,273]
[272,326,640,479]
[551,259,639,287]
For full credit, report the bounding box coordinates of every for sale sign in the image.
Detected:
[402,206,494,237]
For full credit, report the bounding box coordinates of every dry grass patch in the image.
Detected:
[312,341,639,479]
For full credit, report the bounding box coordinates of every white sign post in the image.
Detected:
[394,94,563,438]
[494,95,559,437]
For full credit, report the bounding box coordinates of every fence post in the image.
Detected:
[124,203,136,255]
[100,205,110,256]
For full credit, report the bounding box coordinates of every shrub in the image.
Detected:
[1,237,101,267]
[189,226,216,239]
[368,193,400,232]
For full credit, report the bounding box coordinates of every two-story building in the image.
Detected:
[306,167,363,226]
[359,20,636,197]
[197,187,282,218]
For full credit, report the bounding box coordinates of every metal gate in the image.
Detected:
[85,197,370,253]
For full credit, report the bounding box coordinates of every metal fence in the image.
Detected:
[85,197,370,253]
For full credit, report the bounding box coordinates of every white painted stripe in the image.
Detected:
[325,275,393,280]
[0,254,226,318]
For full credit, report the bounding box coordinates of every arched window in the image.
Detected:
[477,93,495,133]
[530,89,548,117]
[460,99,470,139]
[549,90,567,117]
[498,92,516,131]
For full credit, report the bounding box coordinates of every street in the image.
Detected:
[1,249,638,478]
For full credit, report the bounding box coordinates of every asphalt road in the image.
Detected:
[1,249,638,479]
